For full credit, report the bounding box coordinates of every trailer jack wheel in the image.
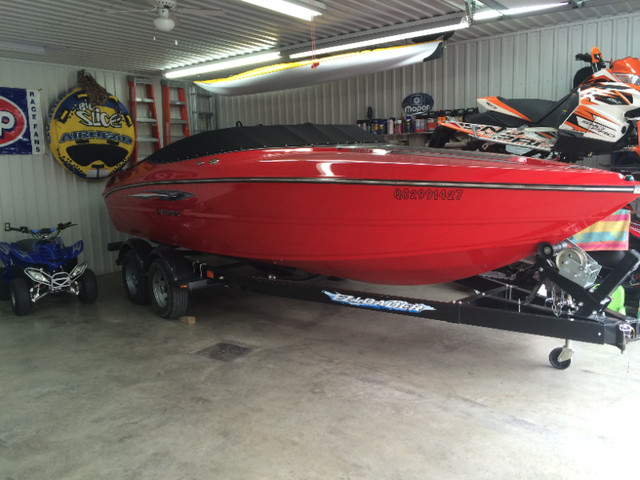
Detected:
[549,340,574,370]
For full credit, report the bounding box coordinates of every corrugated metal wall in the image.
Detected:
[0,59,164,275]
[1,11,638,275]
[216,12,640,127]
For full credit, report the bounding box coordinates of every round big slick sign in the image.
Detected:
[47,88,134,180]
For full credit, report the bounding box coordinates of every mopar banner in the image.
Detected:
[401,93,434,115]
[0,87,44,155]
[47,87,134,180]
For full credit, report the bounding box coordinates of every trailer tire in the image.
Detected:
[78,268,98,304]
[148,258,188,319]
[10,277,32,316]
[122,250,150,305]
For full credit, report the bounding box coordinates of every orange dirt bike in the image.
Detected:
[429,47,640,162]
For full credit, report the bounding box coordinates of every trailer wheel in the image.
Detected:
[148,258,188,319]
[549,347,572,370]
[78,268,98,304]
[10,277,32,316]
[122,250,150,305]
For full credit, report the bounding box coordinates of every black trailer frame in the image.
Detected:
[109,240,640,369]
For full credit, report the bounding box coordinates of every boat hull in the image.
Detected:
[104,141,640,285]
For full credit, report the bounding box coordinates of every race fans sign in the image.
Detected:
[0,87,44,155]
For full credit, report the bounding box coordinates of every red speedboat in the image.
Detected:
[103,124,640,285]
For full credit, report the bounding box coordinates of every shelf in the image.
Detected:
[381,132,434,137]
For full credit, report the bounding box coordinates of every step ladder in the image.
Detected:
[188,85,216,134]
[161,80,191,145]
[128,77,161,163]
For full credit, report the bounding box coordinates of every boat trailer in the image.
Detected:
[109,240,640,369]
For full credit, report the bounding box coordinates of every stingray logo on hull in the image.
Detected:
[124,190,194,201]
[323,290,435,313]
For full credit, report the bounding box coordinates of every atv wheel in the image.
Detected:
[78,268,98,304]
[121,250,150,305]
[10,277,32,316]
[0,268,9,301]
[148,258,188,319]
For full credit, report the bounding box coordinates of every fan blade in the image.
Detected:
[176,7,225,16]
[169,11,182,27]
[103,7,156,14]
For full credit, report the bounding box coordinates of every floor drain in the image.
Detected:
[193,342,253,362]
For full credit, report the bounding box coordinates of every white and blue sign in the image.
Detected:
[402,92,434,115]
[0,87,44,155]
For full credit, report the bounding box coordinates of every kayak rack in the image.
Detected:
[109,240,640,369]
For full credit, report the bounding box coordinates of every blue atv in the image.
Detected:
[0,222,98,316]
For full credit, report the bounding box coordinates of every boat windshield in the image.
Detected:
[145,123,383,164]
[616,73,640,86]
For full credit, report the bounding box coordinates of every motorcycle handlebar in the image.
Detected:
[57,221,76,230]
[4,223,30,234]
[4,221,77,236]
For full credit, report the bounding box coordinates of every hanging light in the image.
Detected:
[153,8,175,32]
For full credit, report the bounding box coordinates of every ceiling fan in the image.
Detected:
[106,0,225,32]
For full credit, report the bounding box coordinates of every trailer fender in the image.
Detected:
[146,247,194,285]
[114,238,152,267]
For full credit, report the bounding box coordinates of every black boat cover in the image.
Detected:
[146,123,383,164]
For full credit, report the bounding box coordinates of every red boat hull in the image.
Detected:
[104,143,640,285]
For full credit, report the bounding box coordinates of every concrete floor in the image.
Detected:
[1,272,639,480]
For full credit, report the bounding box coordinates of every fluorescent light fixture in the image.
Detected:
[0,39,47,55]
[240,0,325,21]
[473,9,503,20]
[164,52,282,79]
[290,17,470,60]
[474,2,569,21]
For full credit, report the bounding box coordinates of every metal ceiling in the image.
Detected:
[0,0,637,79]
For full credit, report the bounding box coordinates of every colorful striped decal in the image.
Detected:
[570,209,630,251]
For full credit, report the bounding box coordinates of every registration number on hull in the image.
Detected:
[393,187,463,201]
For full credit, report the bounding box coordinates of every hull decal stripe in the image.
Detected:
[103,177,638,197]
